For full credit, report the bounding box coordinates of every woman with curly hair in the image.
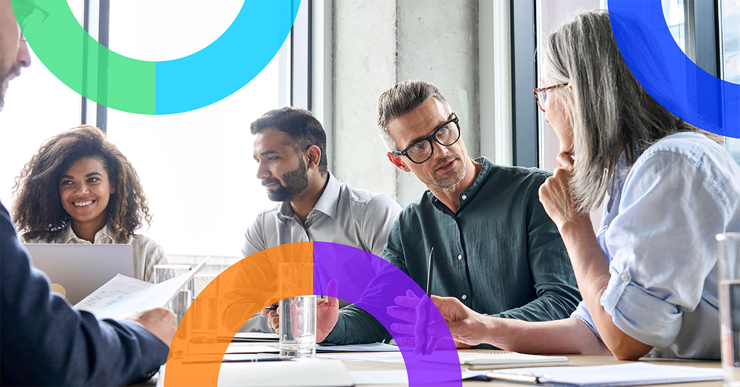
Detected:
[12,125,170,282]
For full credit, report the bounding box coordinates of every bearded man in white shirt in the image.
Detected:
[235,106,402,332]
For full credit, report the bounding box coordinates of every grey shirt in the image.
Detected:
[239,172,402,331]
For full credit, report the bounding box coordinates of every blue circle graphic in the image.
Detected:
[608,0,739,138]
[157,0,301,114]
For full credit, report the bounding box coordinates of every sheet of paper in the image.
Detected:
[493,363,721,386]
[224,342,400,355]
[317,352,406,364]
[231,332,280,341]
[317,343,400,353]
[226,342,280,354]
[348,370,482,385]
[74,258,209,319]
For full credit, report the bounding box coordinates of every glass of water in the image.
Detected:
[277,262,316,359]
[279,295,316,359]
[153,264,193,327]
[718,233,740,387]
[191,274,219,344]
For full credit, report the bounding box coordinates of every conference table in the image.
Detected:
[150,345,722,387]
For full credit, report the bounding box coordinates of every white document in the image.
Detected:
[317,343,400,353]
[319,350,566,368]
[317,352,406,364]
[348,370,482,385]
[491,363,721,386]
[74,258,209,319]
[217,359,355,387]
[231,332,280,342]
[455,351,570,370]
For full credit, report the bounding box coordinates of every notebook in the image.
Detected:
[456,351,570,370]
[24,243,134,305]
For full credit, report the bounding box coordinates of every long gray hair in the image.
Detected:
[544,10,708,213]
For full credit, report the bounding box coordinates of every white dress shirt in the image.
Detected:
[243,172,401,259]
[238,172,402,332]
[572,132,740,359]
[22,223,170,283]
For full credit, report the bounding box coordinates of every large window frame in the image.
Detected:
[80,0,312,131]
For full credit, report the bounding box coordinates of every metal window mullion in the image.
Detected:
[509,0,538,167]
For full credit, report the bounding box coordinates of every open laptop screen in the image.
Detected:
[23,243,134,305]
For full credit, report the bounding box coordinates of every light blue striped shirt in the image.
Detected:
[572,132,740,359]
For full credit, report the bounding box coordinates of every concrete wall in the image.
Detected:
[330,0,481,208]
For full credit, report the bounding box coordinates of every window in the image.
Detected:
[720,0,740,163]
[2,0,311,274]
[536,0,603,173]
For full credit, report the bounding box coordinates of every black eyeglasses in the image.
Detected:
[13,0,49,40]
[533,83,568,112]
[393,113,461,164]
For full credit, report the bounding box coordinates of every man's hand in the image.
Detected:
[261,279,340,343]
[388,290,457,354]
[432,296,493,347]
[125,308,176,346]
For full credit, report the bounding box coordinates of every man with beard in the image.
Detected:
[235,106,402,332]
[0,1,174,385]
[305,80,581,347]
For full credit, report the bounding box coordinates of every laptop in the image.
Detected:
[23,243,134,305]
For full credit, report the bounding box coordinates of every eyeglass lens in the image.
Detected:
[406,120,460,163]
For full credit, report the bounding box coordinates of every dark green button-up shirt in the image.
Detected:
[325,157,581,344]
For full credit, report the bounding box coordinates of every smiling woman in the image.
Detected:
[11,125,170,282]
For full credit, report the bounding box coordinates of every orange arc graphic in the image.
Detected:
[163,242,313,386]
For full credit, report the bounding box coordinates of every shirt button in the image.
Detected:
[620,273,629,282]
[461,295,467,300]
[457,254,462,260]
[461,195,467,200]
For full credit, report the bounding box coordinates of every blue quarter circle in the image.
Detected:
[155,0,301,115]
[608,0,739,138]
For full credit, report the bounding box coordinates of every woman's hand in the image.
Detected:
[539,151,588,230]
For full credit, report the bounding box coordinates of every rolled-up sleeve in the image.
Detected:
[599,151,727,348]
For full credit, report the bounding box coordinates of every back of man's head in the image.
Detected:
[377,80,452,150]
[250,107,328,175]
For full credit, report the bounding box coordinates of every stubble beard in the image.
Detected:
[264,157,310,202]
[431,156,467,189]
[0,63,21,112]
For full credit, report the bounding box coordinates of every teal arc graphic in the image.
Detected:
[607,0,739,138]
[12,0,301,115]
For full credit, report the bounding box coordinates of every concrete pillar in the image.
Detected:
[331,0,481,208]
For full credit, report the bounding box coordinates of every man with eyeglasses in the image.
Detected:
[1,1,174,385]
[313,80,581,347]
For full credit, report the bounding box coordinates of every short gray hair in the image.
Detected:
[377,80,453,150]
[544,10,706,213]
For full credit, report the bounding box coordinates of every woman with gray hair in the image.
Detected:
[432,9,740,360]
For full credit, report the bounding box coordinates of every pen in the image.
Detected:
[223,357,285,363]
[485,371,551,384]
[426,247,435,295]
[422,247,435,355]
[264,305,278,311]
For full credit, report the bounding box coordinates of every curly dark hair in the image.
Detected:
[12,125,152,243]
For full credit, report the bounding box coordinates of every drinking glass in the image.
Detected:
[718,233,740,387]
[191,274,219,344]
[153,264,193,327]
[277,263,316,359]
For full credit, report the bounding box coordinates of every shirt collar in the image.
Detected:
[428,156,492,213]
[312,172,340,220]
[61,223,116,244]
[276,172,340,222]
